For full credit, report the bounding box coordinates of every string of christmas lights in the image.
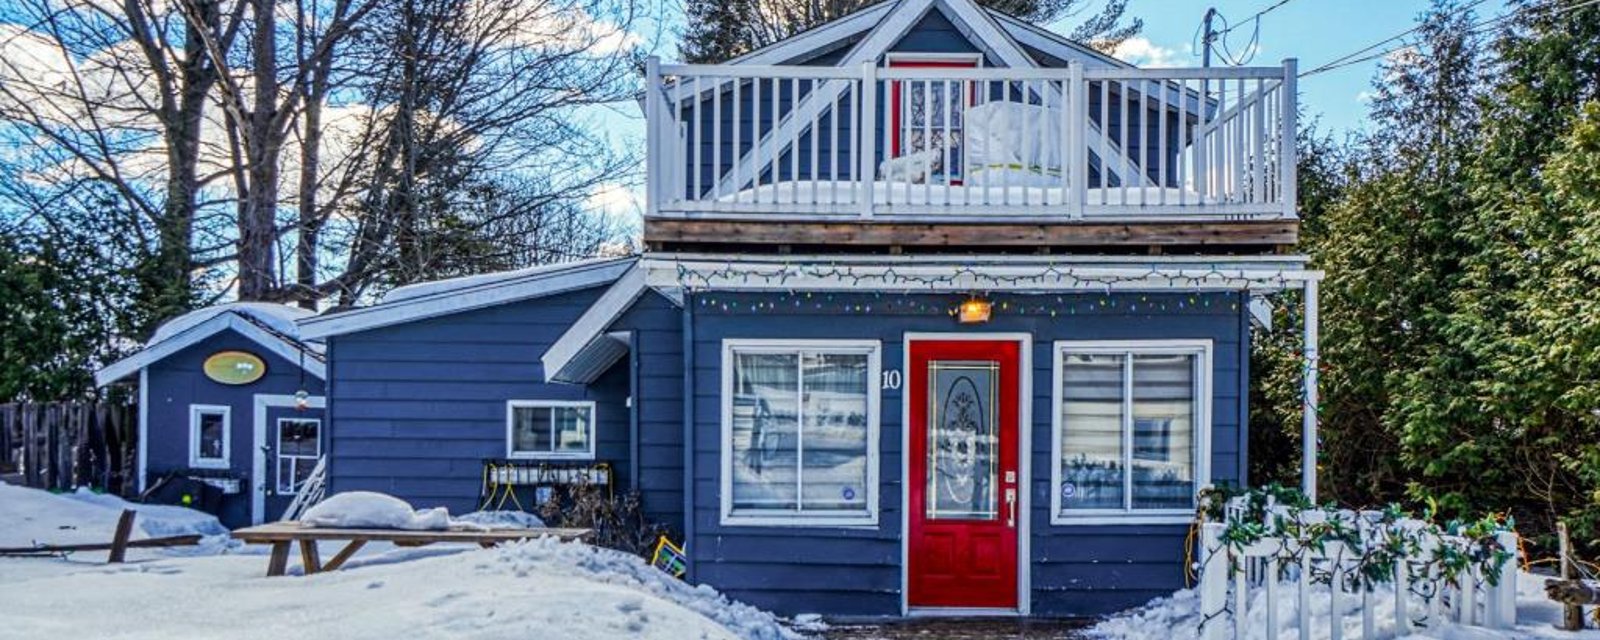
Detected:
[669,261,1309,294]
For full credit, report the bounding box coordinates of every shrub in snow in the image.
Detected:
[300,492,450,530]
[493,537,803,640]
[539,486,670,557]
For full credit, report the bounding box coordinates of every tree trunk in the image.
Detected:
[238,0,282,300]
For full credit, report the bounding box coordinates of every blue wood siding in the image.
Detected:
[144,330,325,528]
[323,287,685,535]
[679,7,1190,199]
[683,291,1248,617]
[609,292,687,533]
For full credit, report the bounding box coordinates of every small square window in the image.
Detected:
[276,418,321,494]
[507,401,596,460]
[189,405,231,469]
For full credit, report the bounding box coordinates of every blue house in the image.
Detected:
[296,0,1323,619]
[96,304,327,528]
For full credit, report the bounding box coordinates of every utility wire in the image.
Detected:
[1301,0,1599,77]
[1217,0,1300,35]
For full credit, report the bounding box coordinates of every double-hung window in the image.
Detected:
[506,401,596,460]
[721,340,881,526]
[1051,341,1211,524]
[189,405,231,469]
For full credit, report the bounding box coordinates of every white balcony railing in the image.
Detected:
[644,58,1298,222]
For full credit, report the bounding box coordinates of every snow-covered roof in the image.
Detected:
[298,256,637,340]
[95,303,325,387]
[147,303,314,346]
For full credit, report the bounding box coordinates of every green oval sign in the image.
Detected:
[203,351,266,385]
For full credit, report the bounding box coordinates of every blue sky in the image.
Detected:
[1069,0,1511,135]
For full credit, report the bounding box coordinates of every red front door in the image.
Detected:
[908,339,1021,609]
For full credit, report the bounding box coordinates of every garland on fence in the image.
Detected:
[1191,484,1517,627]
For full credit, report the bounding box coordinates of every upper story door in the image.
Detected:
[888,55,980,183]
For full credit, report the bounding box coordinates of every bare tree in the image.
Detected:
[0,0,245,336]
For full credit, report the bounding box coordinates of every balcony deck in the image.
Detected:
[643,60,1299,253]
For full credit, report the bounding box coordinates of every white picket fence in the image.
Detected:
[1198,503,1520,640]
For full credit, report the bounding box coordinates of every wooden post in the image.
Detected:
[266,541,291,577]
[108,509,136,563]
[1561,522,1584,630]
[299,540,322,575]
[858,61,876,220]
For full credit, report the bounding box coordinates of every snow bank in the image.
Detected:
[1086,573,1600,640]
[491,537,803,640]
[0,482,231,553]
[300,491,451,530]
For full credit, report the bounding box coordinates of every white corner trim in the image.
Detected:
[188,404,232,470]
[542,264,648,383]
[298,258,635,340]
[505,400,599,461]
[96,313,324,387]
[137,368,149,494]
[719,339,882,528]
[989,12,1131,70]
[252,393,326,525]
[1048,339,1213,526]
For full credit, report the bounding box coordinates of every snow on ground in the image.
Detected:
[1086,572,1600,640]
[0,482,801,640]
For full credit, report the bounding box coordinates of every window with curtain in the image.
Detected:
[723,341,879,525]
[507,401,596,460]
[1054,342,1208,522]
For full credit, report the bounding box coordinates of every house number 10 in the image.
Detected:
[881,369,903,390]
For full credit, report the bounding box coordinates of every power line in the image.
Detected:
[1217,0,1300,35]
[1300,0,1600,78]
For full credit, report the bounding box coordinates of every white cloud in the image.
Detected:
[1110,37,1184,68]
[585,181,642,216]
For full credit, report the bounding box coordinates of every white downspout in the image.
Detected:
[1301,278,1320,502]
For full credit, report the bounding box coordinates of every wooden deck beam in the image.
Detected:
[644,219,1298,250]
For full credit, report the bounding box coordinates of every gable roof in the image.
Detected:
[95,304,325,387]
[541,264,649,384]
[297,256,637,340]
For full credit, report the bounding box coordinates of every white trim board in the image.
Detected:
[899,332,1033,616]
[644,255,1322,294]
[137,368,150,494]
[96,312,325,387]
[542,264,651,384]
[252,393,326,525]
[719,339,883,528]
[1047,339,1212,526]
[298,257,635,340]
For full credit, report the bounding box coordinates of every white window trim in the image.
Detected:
[505,400,598,461]
[1050,340,1212,526]
[188,404,232,470]
[720,339,882,527]
[274,417,322,495]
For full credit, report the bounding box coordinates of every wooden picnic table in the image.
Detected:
[231,522,593,577]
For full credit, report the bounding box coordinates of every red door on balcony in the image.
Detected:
[907,339,1021,610]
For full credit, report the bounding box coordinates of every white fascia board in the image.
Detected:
[642,255,1321,293]
[298,258,635,340]
[663,3,892,105]
[541,264,649,383]
[95,314,325,387]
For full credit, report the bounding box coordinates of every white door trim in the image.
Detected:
[900,332,1033,616]
[251,394,326,525]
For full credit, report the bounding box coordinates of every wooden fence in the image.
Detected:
[0,402,138,497]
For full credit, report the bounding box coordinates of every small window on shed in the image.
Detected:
[189,405,231,469]
[506,401,596,460]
